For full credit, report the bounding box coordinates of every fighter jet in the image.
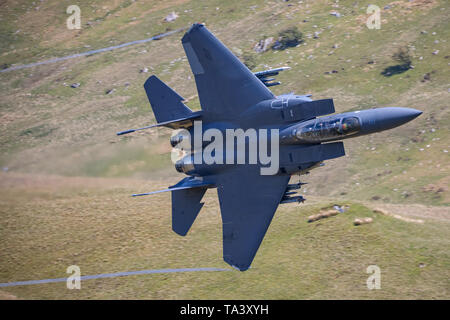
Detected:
[117,23,422,271]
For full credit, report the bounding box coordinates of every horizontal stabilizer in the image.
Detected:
[132,177,213,197]
[117,112,202,135]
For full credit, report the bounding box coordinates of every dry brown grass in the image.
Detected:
[307,209,339,222]
[354,217,373,225]
[370,204,448,222]
[0,290,18,300]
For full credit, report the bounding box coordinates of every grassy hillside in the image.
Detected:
[0,173,448,299]
[0,0,448,205]
[0,0,449,299]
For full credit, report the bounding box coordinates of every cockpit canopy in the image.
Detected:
[294,116,361,142]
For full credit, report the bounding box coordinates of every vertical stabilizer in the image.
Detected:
[144,75,193,123]
[172,187,207,236]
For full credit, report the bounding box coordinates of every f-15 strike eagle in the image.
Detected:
[117,23,422,271]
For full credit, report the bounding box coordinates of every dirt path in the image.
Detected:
[0,28,186,73]
[297,195,450,222]
[364,202,450,222]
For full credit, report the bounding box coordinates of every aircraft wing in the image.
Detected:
[216,165,290,271]
[182,24,274,117]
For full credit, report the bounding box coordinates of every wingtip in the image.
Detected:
[116,129,135,136]
[231,264,251,272]
[187,23,204,34]
[143,74,158,87]
[182,23,205,44]
[224,257,250,272]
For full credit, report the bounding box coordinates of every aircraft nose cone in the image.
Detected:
[376,107,422,131]
[401,108,423,121]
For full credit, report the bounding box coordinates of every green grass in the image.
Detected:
[1,0,449,206]
[0,174,448,299]
[1,0,448,205]
[0,0,448,299]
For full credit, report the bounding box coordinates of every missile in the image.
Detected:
[265,81,281,87]
[254,66,290,78]
[285,182,308,191]
[280,195,306,204]
[261,77,276,83]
